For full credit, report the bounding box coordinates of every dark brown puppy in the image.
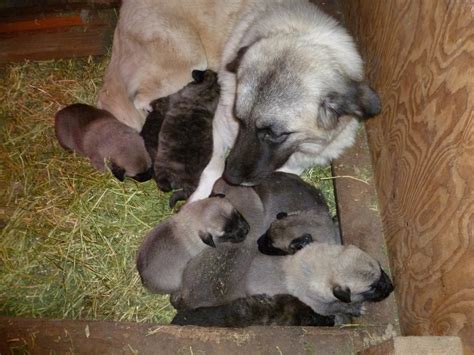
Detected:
[141,70,219,207]
[55,103,152,182]
[171,294,335,327]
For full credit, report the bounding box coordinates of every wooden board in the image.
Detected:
[0,316,395,354]
[340,1,474,353]
[0,3,118,63]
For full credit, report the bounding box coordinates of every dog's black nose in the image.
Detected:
[223,160,244,185]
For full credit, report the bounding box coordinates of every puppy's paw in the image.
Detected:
[334,314,352,326]
[347,302,366,317]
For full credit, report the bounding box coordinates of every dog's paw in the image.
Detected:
[133,95,153,114]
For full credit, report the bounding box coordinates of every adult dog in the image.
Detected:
[189,0,381,201]
[97,0,380,199]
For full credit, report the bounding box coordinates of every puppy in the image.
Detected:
[257,209,341,256]
[171,294,335,327]
[172,172,338,307]
[190,0,381,201]
[178,243,394,318]
[55,103,152,182]
[140,70,220,207]
[136,195,249,294]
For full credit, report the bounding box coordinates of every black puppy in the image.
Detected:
[172,294,335,327]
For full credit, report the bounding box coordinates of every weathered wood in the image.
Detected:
[341,1,474,353]
[358,336,463,355]
[332,127,400,331]
[0,25,111,63]
[0,3,118,63]
[0,316,396,355]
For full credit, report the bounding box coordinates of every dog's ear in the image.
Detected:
[289,233,313,253]
[276,212,288,220]
[192,69,206,83]
[333,285,351,303]
[226,46,250,73]
[318,81,381,130]
[199,231,216,248]
[109,162,126,181]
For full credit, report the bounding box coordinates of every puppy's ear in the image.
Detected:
[109,162,125,182]
[192,70,206,83]
[226,46,250,73]
[289,233,313,253]
[318,81,381,130]
[199,231,216,248]
[276,212,288,220]
[333,285,351,303]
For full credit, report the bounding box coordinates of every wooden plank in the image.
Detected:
[0,16,85,33]
[0,316,395,354]
[332,126,400,331]
[341,1,474,354]
[0,25,111,63]
[358,336,463,355]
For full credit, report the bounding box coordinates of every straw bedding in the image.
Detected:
[0,56,335,323]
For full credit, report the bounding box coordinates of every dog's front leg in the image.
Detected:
[188,102,238,203]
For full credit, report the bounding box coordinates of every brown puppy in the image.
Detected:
[140,70,219,207]
[55,104,153,182]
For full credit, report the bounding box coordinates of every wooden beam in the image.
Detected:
[0,316,394,354]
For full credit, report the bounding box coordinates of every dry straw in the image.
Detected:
[0,56,334,324]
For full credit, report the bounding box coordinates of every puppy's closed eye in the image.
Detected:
[289,233,313,253]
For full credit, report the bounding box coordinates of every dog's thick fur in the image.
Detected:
[97,0,251,131]
[136,195,249,294]
[140,70,220,207]
[55,103,152,182]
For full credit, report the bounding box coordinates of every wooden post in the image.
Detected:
[341,1,474,353]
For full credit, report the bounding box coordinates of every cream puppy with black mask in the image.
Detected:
[178,243,394,318]
[136,195,249,294]
[257,209,341,256]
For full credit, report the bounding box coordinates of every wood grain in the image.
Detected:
[0,316,393,354]
[341,1,474,353]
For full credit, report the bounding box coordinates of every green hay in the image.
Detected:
[0,57,335,324]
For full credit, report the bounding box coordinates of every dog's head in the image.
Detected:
[171,69,220,111]
[108,136,153,183]
[330,245,394,304]
[223,37,381,186]
[258,210,337,255]
[182,194,250,247]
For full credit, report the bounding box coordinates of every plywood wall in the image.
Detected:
[341,0,474,353]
